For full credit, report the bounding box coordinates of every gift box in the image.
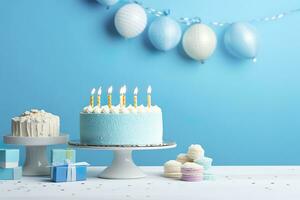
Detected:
[51,162,89,182]
[51,149,76,164]
[0,149,19,168]
[0,166,22,180]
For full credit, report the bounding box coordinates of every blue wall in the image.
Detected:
[1,0,300,166]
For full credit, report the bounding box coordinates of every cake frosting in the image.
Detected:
[11,109,60,137]
[80,105,163,145]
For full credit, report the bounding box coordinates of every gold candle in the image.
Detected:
[122,85,127,107]
[147,85,152,108]
[90,88,96,107]
[134,87,138,108]
[119,86,124,107]
[97,87,102,107]
[108,86,113,109]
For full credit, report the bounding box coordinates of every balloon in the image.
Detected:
[148,16,182,51]
[96,0,119,7]
[114,3,147,38]
[182,23,217,61]
[223,22,258,60]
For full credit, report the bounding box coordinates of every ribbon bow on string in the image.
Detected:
[145,8,170,17]
[129,0,300,26]
[133,1,170,17]
[179,17,202,26]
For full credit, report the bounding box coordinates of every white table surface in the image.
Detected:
[0,166,300,200]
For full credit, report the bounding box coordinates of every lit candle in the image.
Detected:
[108,86,113,109]
[97,87,102,107]
[123,85,127,107]
[134,87,138,108]
[90,88,96,108]
[119,86,124,107]
[147,86,152,108]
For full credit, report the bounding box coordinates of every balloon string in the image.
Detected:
[123,0,300,26]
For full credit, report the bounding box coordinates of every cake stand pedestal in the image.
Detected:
[68,141,176,179]
[3,135,68,176]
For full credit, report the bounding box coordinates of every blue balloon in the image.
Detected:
[148,16,182,51]
[224,22,258,60]
[96,0,119,6]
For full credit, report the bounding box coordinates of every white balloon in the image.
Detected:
[182,24,217,61]
[114,3,147,38]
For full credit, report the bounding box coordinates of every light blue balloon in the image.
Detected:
[148,16,182,51]
[224,22,258,59]
[96,0,119,6]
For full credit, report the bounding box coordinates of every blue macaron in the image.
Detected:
[194,157,213,170]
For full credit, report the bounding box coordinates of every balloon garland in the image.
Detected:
[97,0,300,63]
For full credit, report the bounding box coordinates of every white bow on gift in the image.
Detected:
[50,162,90,182]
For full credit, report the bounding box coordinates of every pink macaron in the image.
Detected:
[181,162,203,182]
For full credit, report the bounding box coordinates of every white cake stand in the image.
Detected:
[68,140,176,179]
[3,135,68,176]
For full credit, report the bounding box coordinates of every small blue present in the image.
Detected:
[0,149,19,168]
[51,149,76,164]
[194,157,213,170]
[0,167,22,180]
[51,162,89,182]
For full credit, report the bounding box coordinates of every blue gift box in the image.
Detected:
[0,166,22,180]
[0,149,19,168]
[51,149,76,164]
[51,162,89,182]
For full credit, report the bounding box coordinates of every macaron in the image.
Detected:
[194,156,213,170]
[164,160,182,179]
[176,153,193,164]
[181,162,203,182]
[187,144,205,160]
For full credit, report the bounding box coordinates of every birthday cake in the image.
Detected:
[80,86,163,145]
[11,109,60,137]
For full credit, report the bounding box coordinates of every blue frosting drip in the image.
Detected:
[80,112,163,145]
